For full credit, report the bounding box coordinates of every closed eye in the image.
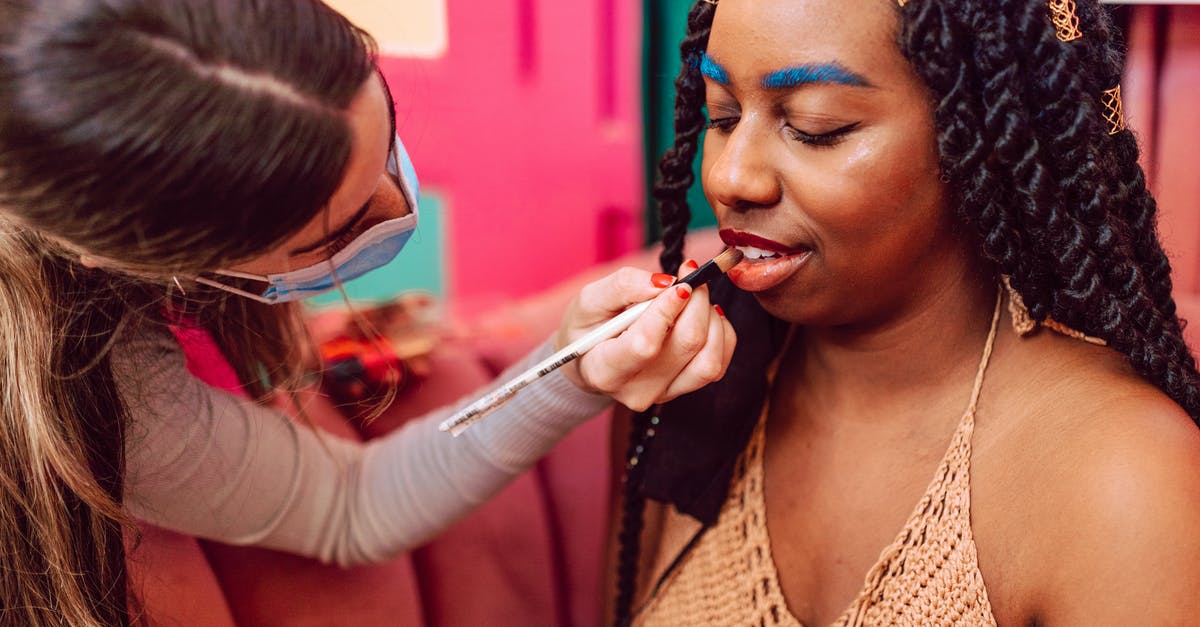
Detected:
[787,122,861,148]
[706,116,740,133]
[324,224,366,257]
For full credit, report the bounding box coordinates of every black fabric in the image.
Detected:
[639,278,789,525]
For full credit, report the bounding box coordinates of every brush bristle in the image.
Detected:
[714,247,745,272]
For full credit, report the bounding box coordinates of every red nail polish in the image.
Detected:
[652,273,675,288]
[715,305,726,318]
[684,259,700,271]
[676,286,692,299]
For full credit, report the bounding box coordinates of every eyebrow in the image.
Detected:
[762,64,871,89]
[291,69,399,257]
[699,53,730,84]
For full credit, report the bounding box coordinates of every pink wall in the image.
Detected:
[377,0,645,302]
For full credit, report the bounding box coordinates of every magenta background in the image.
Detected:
[376,0,646,304]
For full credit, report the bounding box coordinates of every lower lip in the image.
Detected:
[726,251,813,292]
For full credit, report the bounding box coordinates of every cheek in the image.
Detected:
[382,177,413,219]
[699,132,724,201]
[809,132,944,246]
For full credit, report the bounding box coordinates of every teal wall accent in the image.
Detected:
[306,190,447,307]
[643,0,716,246]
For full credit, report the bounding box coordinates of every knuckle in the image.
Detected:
[696,358,724,382]
[630,399,653,413]
[674,326,708,354]
[629,335,661,362]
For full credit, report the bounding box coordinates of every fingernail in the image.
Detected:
[676,285,692,300]
[651,273,675,288]
[684,259,700,271]
[714,305,725,318]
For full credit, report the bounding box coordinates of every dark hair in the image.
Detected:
[613,0,1200,623]
[0,0,377,623]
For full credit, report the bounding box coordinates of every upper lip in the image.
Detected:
[719,229,809,255]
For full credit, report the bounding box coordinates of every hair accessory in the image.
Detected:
[702,0,717,5]
[1002,276,1107,345]
[1101,85,1127,135]
[1048,0,1083,42]
[172,275,187,296]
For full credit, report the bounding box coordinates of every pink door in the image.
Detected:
[373,0,646,306]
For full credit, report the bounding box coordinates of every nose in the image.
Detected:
[703,119,782,211]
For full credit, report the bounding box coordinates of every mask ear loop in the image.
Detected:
[193,274,276,304]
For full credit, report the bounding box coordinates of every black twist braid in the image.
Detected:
[612,409,652,626]
[654,2,717,276]
[613,3,714,625]
[899,0,1200,418]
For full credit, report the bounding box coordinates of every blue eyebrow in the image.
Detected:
[762,64,869,89]
[699,53,730,84]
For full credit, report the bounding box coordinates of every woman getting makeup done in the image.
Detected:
[0,1,737,624]
[611,0,1200,625]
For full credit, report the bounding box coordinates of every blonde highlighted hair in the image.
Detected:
[0,0,379,622]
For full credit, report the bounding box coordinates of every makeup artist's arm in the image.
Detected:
[118,268,734,566]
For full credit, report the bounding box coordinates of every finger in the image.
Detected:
[590,285,714,409]
[677,258,700,281]
[577,281,695,394]
[659,306,730,401]
[718,308,737,378]
[573,267,673,326]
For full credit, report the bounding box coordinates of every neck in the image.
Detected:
[782,261,997,428]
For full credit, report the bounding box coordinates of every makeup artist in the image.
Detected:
[0,1,737,623]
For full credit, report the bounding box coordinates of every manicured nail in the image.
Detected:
[652,273,675,288]
[684,259,700,271]
[676,285,692,300]
[714,305,725,318]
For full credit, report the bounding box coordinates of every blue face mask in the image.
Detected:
[197,135,420,304]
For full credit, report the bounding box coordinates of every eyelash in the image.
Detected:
[706,116,860,148]
[325,227,363,256]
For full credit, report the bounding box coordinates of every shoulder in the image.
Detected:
[983,334,1200,624]
[1040,390,1200,624]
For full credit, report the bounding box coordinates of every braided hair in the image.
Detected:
[613,0,1200,623]
[612,4,716,624]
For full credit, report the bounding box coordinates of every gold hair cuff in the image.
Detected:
[1048,0,1083,42]
[1101,85,1126,135]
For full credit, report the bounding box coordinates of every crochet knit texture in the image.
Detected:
[636,299,1003,626]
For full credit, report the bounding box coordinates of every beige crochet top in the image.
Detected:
[634,297,1004,627]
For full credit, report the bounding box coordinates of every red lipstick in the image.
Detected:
[720,229,813,293]
[718,229,807,254]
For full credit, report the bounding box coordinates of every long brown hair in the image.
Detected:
[0,0,378,623]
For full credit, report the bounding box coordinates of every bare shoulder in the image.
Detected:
[980,333,1200,624]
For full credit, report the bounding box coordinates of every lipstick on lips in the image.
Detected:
[719,229,809,258]
[719,228,813,292]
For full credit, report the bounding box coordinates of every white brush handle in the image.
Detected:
[438,300,653,436]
